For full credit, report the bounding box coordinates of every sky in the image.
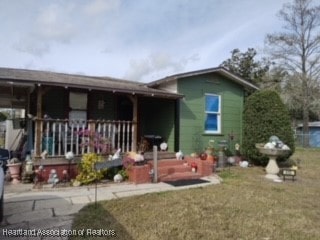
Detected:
[0,0,290,82]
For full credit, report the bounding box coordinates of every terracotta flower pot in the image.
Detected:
[7,163,22,184]
[207,155,214,163]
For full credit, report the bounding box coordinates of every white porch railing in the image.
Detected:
[34,119,135,157]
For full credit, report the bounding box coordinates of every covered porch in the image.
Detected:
[0,68,183,162]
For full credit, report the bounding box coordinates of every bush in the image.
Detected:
[242,90,295,165]
[76,153,104,185]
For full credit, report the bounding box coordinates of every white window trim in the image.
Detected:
[204,93,221,134]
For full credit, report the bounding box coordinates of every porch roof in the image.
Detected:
[147,66,259,91]
[0,67,183,100]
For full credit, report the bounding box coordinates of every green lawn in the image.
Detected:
[71,148,320,240]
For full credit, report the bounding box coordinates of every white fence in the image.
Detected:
[36,119,135,157]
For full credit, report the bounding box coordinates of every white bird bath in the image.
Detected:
[256,144,290,181]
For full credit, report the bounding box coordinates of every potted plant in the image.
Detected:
[206,140,215,155]
[7,158,22,184]
[190,162,197,173]
[205,140,215,162]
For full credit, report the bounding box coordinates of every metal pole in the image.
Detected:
[153,145,158,183]
[95,179,97,208]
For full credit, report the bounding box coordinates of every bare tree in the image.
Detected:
[265,0,320,146]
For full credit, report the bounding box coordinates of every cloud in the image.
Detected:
[12,3,78,57]
[13,37,50,57]
[124,52,199,81]
[34,4,76,43]
[84,0,120,16]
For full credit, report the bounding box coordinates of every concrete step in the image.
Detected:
[158,164,192,175]
[159,172,202,182]
[149,159,186,167]
[144,152,176,160]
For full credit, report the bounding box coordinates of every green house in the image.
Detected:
[148,67,259,155]
[0,67,257,160]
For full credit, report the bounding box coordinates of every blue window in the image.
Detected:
[205,94,221,133]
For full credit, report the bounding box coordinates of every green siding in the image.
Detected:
[139,97,175,151]
[178,73,245,155]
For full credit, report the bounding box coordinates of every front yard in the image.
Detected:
[71,148,320,240]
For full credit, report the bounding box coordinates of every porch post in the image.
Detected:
[35,85,43,157]
[129,95,138,152]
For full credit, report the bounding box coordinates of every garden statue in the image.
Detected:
[175,150,184,160]
[256,136,291,181]
[47,169,59,187]
[112,148,121,160]
[114,173,123,183]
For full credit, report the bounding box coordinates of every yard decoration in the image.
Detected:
[256,136,291,181]
[113,173,123,183]
[175,150,184,160]
[206,139,215,156]
[126,151,145,165]
[190,162,197,172]
[47,169,59,187]
[7,158,22,184]
[65,151,74,181]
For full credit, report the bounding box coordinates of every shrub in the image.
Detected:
[242,90,295,165]
[76,153,104,185]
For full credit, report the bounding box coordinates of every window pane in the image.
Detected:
[205,114,217,131]
[206,95,219,112]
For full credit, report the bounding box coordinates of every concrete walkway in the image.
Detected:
[0,175,220,240]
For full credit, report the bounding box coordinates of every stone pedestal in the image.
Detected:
[265,158,281,180]
[256,144,290,181]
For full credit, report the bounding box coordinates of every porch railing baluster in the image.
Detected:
[116,121,120,150]
[64,122,68,155]
[109,123,113,150]
[122,121,125,152]
[81,122,86,154]
[52,122,56,156]
[102,122,107,153]
[58,122,62,156]
[33,118,134,157]
[126,121,130,152]
[45,121,50,154]
[97,122,101,154]
[70,121,74,153]
[76,122,80,155]
[87,123,91,153]
[131,122,134,151]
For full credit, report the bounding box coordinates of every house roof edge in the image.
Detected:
[147,66,259,91]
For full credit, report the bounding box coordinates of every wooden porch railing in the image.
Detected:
[34,118,136,157]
